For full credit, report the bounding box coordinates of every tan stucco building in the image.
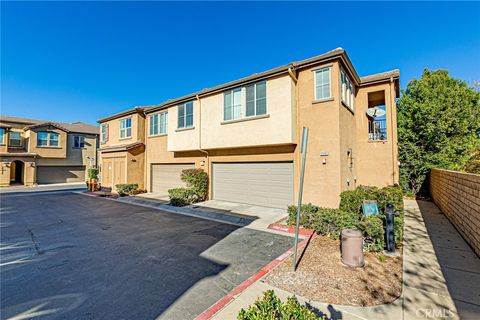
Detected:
[98,48,399,208]
[0,116,99,186]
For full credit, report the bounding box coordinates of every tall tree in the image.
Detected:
[397,69,480,195]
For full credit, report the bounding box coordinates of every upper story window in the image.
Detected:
[246,81,267,117]
[101,124,108,144]
[314,67,331,100]
[9,132,23,147]
[341,70,355,110]
[74,136,85,148]
[119,118,132,139]
[178,102,193,129]
[37,132,59,147]
[224,88,242,121]
[149,111,168,135]
[0,129,5,145]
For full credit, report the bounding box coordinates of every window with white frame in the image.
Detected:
[9,132,23,147]
[314,67,331,100]
[119,118,132,139]
[246,81,267,117]
[101,124,108,143]
[37,132,59,147]
[178,102,193,129]
[0,129,5,144]
[149,111,168,135]
[224,88,242,121]
[341,70,355,110]
[74,136,85,148]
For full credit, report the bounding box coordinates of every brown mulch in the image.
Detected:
[263,236,402,306]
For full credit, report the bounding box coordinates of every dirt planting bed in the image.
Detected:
[264,235,402,306]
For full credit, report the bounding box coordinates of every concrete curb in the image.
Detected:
[267,223,315,236]
[195,232,316,320]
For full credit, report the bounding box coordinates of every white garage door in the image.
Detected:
[212,162,294,209]
[151,163,195,195]
[37,166,86,184]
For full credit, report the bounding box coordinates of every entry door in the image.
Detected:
[212,162,294,209]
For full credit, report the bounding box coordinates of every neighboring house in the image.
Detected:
[97,48,399,208]
[0,116,99,186]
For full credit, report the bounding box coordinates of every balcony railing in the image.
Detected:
[368,119,387,141]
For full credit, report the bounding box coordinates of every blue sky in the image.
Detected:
[2,1,479,125]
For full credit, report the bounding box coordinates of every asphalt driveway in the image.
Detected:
[0,192,292,320]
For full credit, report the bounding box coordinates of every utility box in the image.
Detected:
[341,229,364,268]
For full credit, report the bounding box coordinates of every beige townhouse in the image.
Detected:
[97,48,399,208]
[0,116,99,186]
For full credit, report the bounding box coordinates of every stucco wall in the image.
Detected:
[200,75,295,150]
[36,134,97,167]
[430,168,480,256]
[167,100,201,152]
[28,126,68,159]
[296,61,342,208]
[100,113,145,148]
[355,82,399,187]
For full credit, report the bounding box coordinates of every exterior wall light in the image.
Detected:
[200,160,205,166]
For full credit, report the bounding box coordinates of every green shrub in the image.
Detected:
[168,188,196,207]
[181,168,208,201]
[237,290,322,320]
[287,205,357,240]
[355,215,385,252]
[168,168,209,206]
[88,168,99,180]
[115,183,138,196]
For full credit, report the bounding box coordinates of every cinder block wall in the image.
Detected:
[430,168,480,257]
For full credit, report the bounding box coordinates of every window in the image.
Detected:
[149,114,159,136]
[9,132,22,147]
[246,81,267,117]
[74,136,85,148]
[120,118,132,139]
[0,129,5,145]
[367,90,387,141]
[224,88,242,121]
[314,67,331,100]
[101,124,108,143]
[178,102,193,129]
[149,111,168,135]
[37,132,59,147]
[341,70,355,110]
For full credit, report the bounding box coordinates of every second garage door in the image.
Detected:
[151,163,195,195]
[212,162,294,209]
[37,166,86,184]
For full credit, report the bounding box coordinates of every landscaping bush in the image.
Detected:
[287,205,357,240]
[168,188,196,207]
[287,185,404,251]
[168,168,208,206]
[115,183,139,196]
[87,168,99,180]
[237,290,322,320]
[181,168,208,201]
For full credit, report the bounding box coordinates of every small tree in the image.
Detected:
[398,69,480,195]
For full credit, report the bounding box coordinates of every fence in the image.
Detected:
[430,168,480,256]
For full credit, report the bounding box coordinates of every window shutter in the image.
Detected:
[106,123,109,141]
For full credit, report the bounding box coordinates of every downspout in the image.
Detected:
[389,76,396,184]
[196,94,210,195]
[288,66,300,203]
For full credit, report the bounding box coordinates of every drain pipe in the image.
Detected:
[196,94,210,177]
[389,77,396,184]
[288,66,301,203]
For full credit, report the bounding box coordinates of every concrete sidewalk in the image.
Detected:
[209,200,480,320]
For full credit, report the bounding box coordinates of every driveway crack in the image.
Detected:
[28,229,44,255]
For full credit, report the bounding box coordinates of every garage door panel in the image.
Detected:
[37,166,86,184]
[151,163,195,195]
[212,162,293,209]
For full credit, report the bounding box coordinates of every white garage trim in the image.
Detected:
[150,163,195,195]
[212,162,294,209]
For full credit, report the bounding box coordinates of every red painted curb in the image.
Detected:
[267,223,315,236]
[195,232,316,320]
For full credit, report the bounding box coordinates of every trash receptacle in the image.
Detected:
[341,229,364,267]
